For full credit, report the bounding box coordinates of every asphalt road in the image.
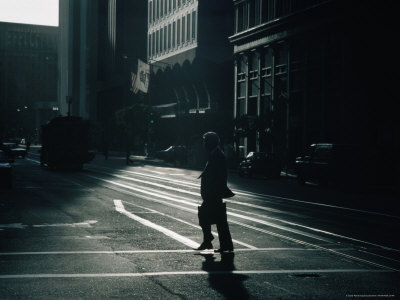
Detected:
[0,150,399,299]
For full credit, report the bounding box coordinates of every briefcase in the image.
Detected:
[198,203,227,226]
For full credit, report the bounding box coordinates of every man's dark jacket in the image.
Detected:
[199,147,234,205]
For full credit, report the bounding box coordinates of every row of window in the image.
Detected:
[148,10,197,59]
[149,0,195,24]
[235,0,325,33]
[237,48,288,98]
[0,31,57,50]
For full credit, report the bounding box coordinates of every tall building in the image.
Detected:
[229,0,399,173]
[96,0,147,150]
[58,0,98,120]
[0,22,57,140]
[58,0,147,150]
[147,0,234,165]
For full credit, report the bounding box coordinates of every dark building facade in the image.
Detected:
[147,0,234,166]
[58,0,147,150]
[229,0,399,179]
[96,0,147,150]
[0,22,58,141]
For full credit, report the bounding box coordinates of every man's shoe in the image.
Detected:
[214,248,234,253]
[195,242,213,250]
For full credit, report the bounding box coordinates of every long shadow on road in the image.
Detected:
[198,252,250,300]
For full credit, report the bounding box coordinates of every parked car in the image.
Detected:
[239,152,281,178]
[0,142,27,158]
[295,143,363,185]
[0,150,13,188]
[153,145,188,165]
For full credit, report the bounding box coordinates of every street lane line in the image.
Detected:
[25,157,40,164]
[86,174,400,268]
[1,248,346,256]
[89,175,336,244]
[114,200,200,249]
[0,269,392,279]
[88,163,400,220]
[87,173,400,253]
[122,199,256,249]
[96,170,304,217]
[228,219,399,272]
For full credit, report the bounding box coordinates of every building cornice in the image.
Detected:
[229,0,335,49]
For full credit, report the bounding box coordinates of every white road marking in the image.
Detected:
[89,175,334,243]
[0,223,28,229]
[33,220,98,228]
[0,248,356,256]
[110,177,398,271]
[25,157,40,164]
[122,199,256,249]
[89,163,400,220]
[114,199,200,249]
[0,221,97,229]
[87,174,400,253]
[228,219,399,272]
[0,269,392,279]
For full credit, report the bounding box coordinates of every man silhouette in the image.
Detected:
[196,132,234,253]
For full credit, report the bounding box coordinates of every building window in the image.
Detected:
[249,52,259,97]
[156,30,159,54]
[178,0,181,7]
[153,0,156,22]
[238,56,247,99]
[148,34,151,57]
[173,0,176,10]
[156,0,159,20]
[192,11,196,40]
[149,1,153,24]
[168,24,171,50]
[182,16,186,44]
[261,0,275,23]
[160,28,163,52]
[249,0,255,27]
[236,1,249,33]
[173,21,176,47]
[177,19,181,45]
[261,48,273,95]
[164,25,167,52]
[152,33,155,56]
[187,14,191,42]
[160,0,164,17]
[255,0,261,25]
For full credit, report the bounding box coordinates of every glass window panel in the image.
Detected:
[263,77,272,95]
[250,52,258,71]
[182,16,186,43]
[187,14,191,41]
[249,0,255,27]
[255,0,260,25]
[160,28,163,52]
[164,25,167,51]
[192,11,196,39]
[173,21,176,47]
[238,81,246,98]
[177,19,181,45]
[168,24,171,49]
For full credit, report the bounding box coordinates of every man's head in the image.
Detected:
[203,132,220,152]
